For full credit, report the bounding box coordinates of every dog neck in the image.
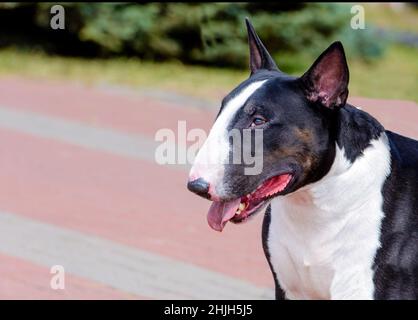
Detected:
[275,105,390,221]
[275,133,390,219]
[267,108,392,300]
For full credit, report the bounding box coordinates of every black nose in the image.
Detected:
[187,178,210,199]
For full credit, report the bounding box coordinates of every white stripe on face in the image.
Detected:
[189,80,267,198]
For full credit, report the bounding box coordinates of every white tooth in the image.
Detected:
[239,203,246,211]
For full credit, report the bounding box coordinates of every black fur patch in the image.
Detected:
[335,105,384,162]
[373,131,418,300]
[262,205,286,300]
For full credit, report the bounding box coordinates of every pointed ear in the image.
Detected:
[245,17,278,74]
[300,41,349,109]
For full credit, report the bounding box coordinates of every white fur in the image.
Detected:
[268,134,391,300]
[189,80,267,195]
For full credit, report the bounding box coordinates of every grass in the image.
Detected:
[0,48,246,102]
[0,44,416,103]
[363,3,418,34]
[348,45,418,102]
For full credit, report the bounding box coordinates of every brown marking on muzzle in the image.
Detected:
[268,127,319,177]
[294,127,315,145]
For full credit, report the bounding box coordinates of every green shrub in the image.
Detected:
[0,3,386,71]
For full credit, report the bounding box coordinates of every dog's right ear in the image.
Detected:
[300,41,349,110]
[245,18,278,74]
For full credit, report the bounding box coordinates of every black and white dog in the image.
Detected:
[187,19,418,300]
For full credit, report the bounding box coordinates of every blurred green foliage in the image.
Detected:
[0,3,386,71]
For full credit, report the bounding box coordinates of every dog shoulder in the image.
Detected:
[374,130,418,299]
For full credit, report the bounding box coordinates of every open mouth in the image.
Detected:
[207,173,293,232]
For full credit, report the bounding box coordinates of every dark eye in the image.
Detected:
[251,115,267,127]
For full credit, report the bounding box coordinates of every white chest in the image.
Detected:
[266,136,391,300]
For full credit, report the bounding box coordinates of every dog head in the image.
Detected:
[188,18,349,231]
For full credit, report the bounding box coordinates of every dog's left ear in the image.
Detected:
[245,18,278,74]
[300,41,349,109]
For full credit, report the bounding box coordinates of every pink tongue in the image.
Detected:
[207,198,241,232]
